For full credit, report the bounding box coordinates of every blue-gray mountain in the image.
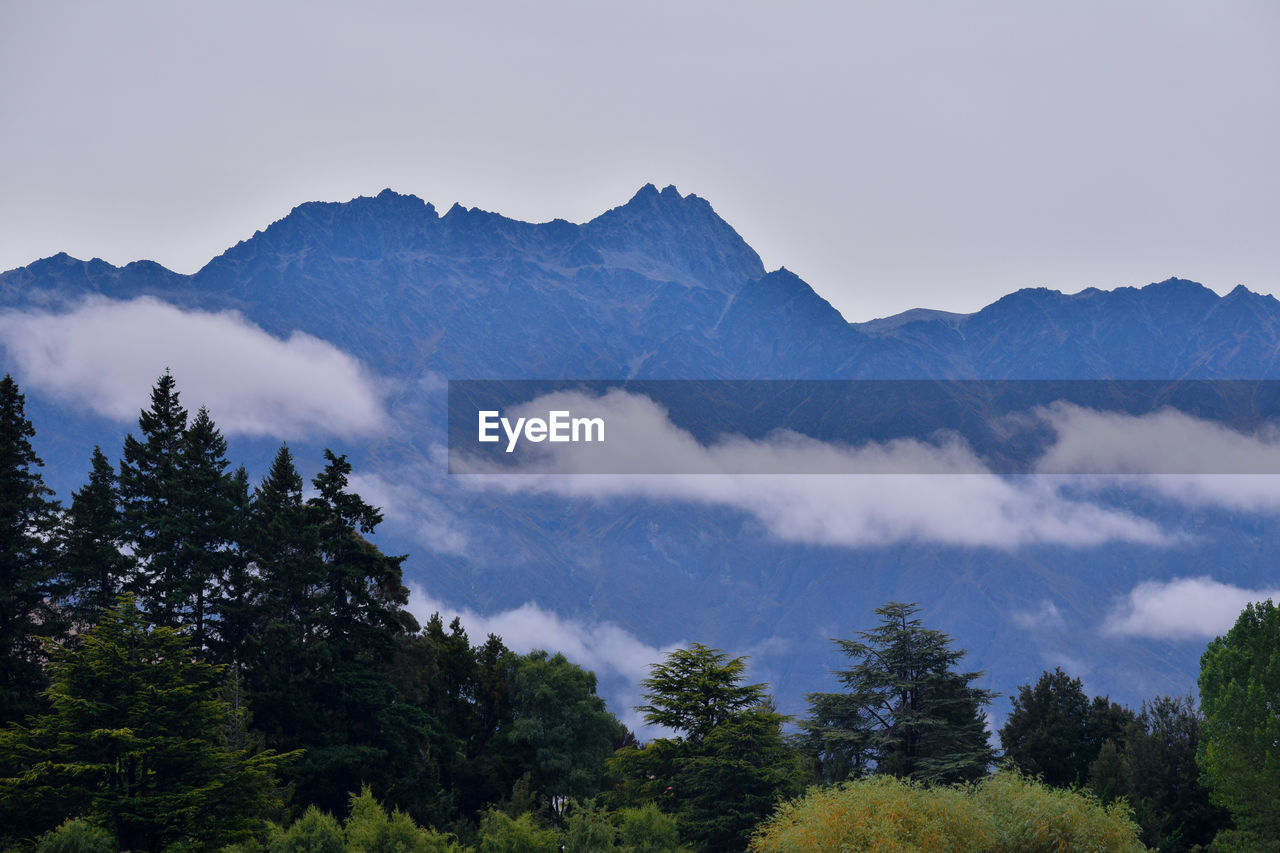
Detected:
[3,184,1277,726]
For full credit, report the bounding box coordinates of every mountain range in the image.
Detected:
[4,184,1278,729]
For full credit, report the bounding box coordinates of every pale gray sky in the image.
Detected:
[2,0,1277,320]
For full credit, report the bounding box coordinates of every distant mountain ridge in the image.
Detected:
[3,185,1279,723]
[9,187,1280,384]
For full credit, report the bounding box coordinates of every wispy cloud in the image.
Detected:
[0,296,388,438]
[455,390,1170,549]
[350,468,470,556]
[407,583,677,732]
[1103,576,1280,640]
[408,583,674,684]
[1012,599,1066,631]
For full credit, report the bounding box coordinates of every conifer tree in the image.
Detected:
[56,447,131,628]
[118,370,189,627]
[999,667,1092,787]
[239,446,321,777]
[0,375,61,725]
[1119,695,1228,852]
[308,449,412,656]
[119,374,243,652]
[211,463,253,665]
[0,595,293,849]
[177,405,241,651]
[801,602,995,785]
[243,445,314,659]
[611,644,802,852]
[243,447,432,816]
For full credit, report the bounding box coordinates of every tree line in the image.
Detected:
[1,372,1277,851]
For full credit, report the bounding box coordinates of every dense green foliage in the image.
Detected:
[0,595,292,850]
[750,772,1146,852]
[1093,695,1227,852]
[1000,669,1226,851]
[999,667,1134,788]
[800,602,995,785]
[502,650,625,807]
[1198,598,1280,848]
[617,803,683,852]
[0,374,628,847]
[253,788,466,853]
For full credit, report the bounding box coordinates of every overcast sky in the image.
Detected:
[2,0,1277,320]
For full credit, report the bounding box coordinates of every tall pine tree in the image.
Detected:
[0,375,61,724]
[240,445,321,748]
[610,644,802,852]
[177,406,241,652]
[118,371,189,628]
[243,447,432,817]
[119,375,242,652]
[56,446,131,628]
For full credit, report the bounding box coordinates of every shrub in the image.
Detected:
[750,772,1145,852]
[975,771,1145,852]
[617,803,683,853]
[476,811,558,853]
[33,820,114,853]
[563,801,617,853]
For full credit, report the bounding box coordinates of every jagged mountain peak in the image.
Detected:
[280,188,439,224]
[192,185,762,294]
[605,182,716,219]
[583,184,765,292]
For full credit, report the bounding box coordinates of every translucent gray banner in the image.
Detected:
[447,380,1280,474]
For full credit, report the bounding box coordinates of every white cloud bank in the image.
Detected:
[0,296,388,439]
[1104,577,1280,640]
[1033,403,1280,512]
[455,390,1170,549]
[1036,403,1280,476]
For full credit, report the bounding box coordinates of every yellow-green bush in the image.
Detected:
[750,776,991,852]
[750,772,1146,852]
[617,802,682,853]
[974,771,1144,852]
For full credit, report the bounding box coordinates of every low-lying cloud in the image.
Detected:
[1104,576,1280,640]
[1036,403,1280,475]
[0,296,388,438]
[1034,404,1280,512]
